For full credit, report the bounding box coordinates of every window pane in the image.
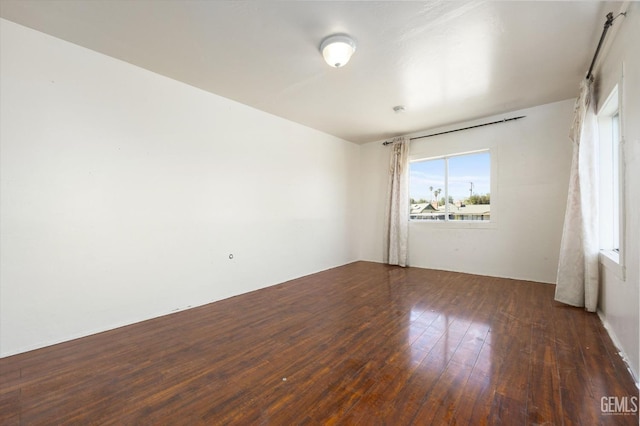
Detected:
[598,85,620,255]
[448,152,490,221]
[612,113,620,251]
[409,151,491,222]
[409,158,445,220]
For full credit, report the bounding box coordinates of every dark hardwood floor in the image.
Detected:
[1,261,637,425]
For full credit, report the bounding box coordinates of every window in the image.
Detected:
[598,84,624,276]
[409,150,491,222]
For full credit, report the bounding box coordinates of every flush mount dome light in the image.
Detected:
[320,34,356,68]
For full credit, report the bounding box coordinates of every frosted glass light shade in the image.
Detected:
[320,35,356,68]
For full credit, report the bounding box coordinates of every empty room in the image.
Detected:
[0,1,638,424]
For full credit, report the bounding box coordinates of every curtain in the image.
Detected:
[384,136,410,267]
[555,79,599,312]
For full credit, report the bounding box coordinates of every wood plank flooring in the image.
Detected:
[1,261,637,425]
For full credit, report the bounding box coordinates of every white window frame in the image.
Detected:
[409,148,496,229]
[598,83,625,280]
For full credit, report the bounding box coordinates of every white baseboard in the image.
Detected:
[597,310,639,388]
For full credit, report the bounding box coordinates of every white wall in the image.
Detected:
[0,19,360,357]
[360,99,574,284]
[594,2,639,381]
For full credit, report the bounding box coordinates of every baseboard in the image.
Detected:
[597,310,639,388]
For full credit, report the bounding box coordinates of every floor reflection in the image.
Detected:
[407,307,492,376]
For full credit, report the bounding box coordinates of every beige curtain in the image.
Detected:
[384,136,410,267]
[555,79,599,312]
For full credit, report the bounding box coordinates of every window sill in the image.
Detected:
[409,220,496,229]
[599,250,625,281]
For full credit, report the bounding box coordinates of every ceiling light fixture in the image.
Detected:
[320,34,356,68]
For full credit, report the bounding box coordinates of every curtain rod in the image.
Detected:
[382,116,525,146]
[586,11,626,80]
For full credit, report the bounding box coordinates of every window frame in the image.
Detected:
[409,148,497,229]
[597,83,626,280]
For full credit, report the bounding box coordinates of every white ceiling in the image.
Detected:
[0,1,613,144]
